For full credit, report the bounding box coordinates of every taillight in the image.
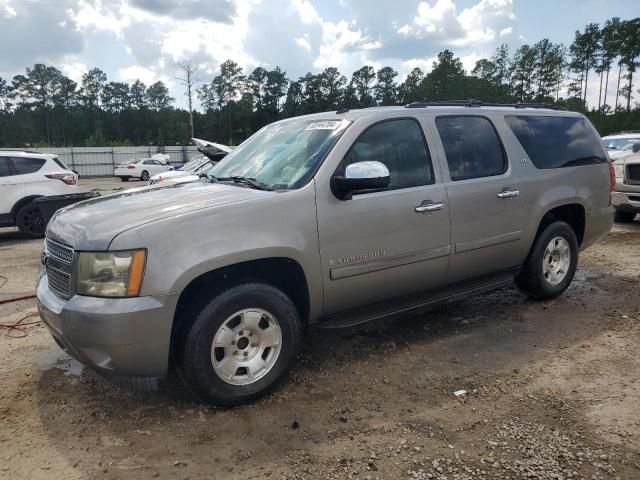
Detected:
[127,165,135,169]
[46,173,77,185]
[608,161,616,192]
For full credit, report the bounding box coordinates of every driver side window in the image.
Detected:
[342,118,434,191]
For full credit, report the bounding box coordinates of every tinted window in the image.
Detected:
[11,157,46,175]
[505,115,607,169]
[53,157,71,170]
[342,118,434,190]
[143,160,154,165]
[0,157,12,177]
[436,116,506,181]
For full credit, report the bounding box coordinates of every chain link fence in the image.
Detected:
[3,146,200,177]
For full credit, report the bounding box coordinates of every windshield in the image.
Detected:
[208,118,350,190]
[602,138,640,150]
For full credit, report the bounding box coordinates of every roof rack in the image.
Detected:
[405,99,567,111]
[608,130,640,135]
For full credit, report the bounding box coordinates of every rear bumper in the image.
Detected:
[36,271,177,377]
[581,205,614,250]
[611,191,640,213]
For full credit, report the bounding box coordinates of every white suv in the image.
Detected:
[0,152,79,237]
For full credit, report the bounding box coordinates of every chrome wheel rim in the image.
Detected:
[542,236,571,286]
[210,308,282,386]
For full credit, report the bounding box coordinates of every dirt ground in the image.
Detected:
[0,178,639,480]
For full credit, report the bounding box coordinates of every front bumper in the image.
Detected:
[36,271,178,377]
[611,191,640,213]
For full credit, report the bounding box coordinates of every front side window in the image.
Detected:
[209,118,350,190]
[435,116,506,181]
[341,118,434,190]
[505,115,607,169]
[11,157,46,175]
[0,157,12,177]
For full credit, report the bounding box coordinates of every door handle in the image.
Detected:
[415,201,444,213]
[497,189,520,199]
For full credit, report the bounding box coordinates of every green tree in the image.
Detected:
[130,80,147,109]
[320,67,346,109]
[263,66,288,112]
[619,18,640,112]
[398,67,424,104]
[81,68,107,109]
[351,65,376,107]
[374,66,398,105]
[146,81,173,110]
[511,45,537,101]
[422,50,466,101]
[248,67,268,109]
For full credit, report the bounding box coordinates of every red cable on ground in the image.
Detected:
[0,294,37,305]
[0,312,41,338]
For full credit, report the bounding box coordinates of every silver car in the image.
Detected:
[37,103,614,405]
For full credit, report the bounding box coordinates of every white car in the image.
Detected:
[602,132,640,160]
[148,139,232,185]
[114,154,173,182]
[0,151,79,237]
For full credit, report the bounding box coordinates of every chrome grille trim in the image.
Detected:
[46,265,72,299]
[46,238,74,264]
[45,237,74,299]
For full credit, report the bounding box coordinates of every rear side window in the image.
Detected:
[0,157,12,177]
[505,115,607,169]
[11,157,46,175]
[342,118,434,190]
[435,116,506,181]
[53,157,71,170]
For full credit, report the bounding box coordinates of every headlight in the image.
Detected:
[613,163,625,179]
[76,250,146,297]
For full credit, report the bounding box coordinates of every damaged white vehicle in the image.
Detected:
[148,139,232,185]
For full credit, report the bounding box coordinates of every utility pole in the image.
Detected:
[176,60,200,139]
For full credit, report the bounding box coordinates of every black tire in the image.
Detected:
[140,170,149,181]
[16,202,46,238]
[515,221,578,300]
[120,176,130,182]
[614,210,636,223]
[177,283,302,406]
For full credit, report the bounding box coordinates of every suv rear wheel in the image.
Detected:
[16,202,46,238]
[614,210,636,223]
[177,283,302,405]
[515,221,578,300]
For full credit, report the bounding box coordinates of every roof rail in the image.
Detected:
[405,99,566,111]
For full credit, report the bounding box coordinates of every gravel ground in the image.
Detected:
[0,178,639,480]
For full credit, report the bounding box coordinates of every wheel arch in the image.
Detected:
[169,257,311,366]
[11,195,44,223]
[533,203,586,248]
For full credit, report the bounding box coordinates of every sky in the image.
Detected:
[0,0,637,110]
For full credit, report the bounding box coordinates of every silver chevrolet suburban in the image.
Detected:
[37,103,614,405]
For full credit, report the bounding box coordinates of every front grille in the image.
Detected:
[627,164,640,184]
[46,266,72,299]
[46,238,73,264]
[45,238,74,299]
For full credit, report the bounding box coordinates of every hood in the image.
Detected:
[47,181,271,250]
[192,138,233,159]
[608,149,635,160]
[149,169,193,182]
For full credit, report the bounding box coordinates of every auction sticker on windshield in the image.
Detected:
[305,120,344,130]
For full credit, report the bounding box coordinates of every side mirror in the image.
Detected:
[332,161,390,200]
[633,142,640,153]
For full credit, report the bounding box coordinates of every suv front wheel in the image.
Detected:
[177,283,302,405]
[515,221,578,300]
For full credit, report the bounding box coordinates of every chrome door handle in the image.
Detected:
[415,202,444,213]
[497,189,520,199]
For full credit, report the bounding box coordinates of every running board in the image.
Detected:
[316,272,515,329]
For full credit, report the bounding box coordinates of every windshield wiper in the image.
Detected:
[210,175,273,191]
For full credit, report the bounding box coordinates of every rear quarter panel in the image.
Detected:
[497,113,611,253]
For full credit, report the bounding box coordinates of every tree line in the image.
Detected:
[0,16,638,148]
